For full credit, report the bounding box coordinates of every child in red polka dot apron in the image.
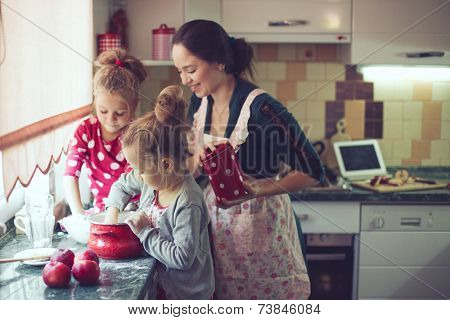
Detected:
[64,49,147,215]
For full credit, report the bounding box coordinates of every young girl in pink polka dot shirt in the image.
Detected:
[64,49,147,215]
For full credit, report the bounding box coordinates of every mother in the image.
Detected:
[172,20,325,299]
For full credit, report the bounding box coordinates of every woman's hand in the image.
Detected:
[198,138,229,166]
[125,212,152,235]
[216,175,267,209]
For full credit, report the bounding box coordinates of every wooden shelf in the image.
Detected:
[141,60,174,66]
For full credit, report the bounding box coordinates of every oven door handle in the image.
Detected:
[306,253,347,261]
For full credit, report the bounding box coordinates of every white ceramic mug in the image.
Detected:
[14,194,55,248]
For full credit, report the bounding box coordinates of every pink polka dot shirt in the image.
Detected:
[64,116,129,212]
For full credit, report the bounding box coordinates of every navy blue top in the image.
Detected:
[189,78,326,184]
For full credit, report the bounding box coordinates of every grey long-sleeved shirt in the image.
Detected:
[105,172,215,299]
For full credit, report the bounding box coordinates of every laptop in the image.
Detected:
[333,139,388,181]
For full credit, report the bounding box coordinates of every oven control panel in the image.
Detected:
[360,205,450,231]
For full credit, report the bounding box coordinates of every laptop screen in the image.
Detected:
[340,145,381,171]
[333,139,387,180]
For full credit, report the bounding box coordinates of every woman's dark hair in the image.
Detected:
[172,20,254,78]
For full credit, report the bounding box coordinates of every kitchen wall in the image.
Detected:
[139,43,450,167]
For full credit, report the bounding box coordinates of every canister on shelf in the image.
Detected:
[152,24,175,60]
[97,33,122,55]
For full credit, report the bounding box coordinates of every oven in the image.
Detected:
[305,233,354,299]
[292,201,360,300]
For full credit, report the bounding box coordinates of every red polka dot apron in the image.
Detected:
[192,89,310,299]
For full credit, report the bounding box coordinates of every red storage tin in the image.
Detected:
[152,24,175,60]
[202,143,248,205]
[97,33,122,55]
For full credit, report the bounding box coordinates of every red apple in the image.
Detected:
[72,260,100,286]
[74,249,99,265]
[42,261,71,288]
[50,249,75,269]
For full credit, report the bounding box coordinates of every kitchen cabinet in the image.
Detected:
[342,0,450,65]
[94,0,352,61]
[222,0,351,43]
[358,204,450,299]
[292,201,360,233]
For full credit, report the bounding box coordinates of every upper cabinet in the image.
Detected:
[222,0,351,43]
[95,0,352,60]
[344,0,450,65]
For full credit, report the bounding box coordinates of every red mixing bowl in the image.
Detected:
[88,212,143,260]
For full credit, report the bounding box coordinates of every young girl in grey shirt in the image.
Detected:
[104,86,214,299]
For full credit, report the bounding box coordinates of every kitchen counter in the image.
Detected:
[0,232,157,300]
[291,166,450,203]
[290,186,450,202]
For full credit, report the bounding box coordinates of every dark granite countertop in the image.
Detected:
[290,167,450,203]
[290,186,450,203]
[0,232,157,300]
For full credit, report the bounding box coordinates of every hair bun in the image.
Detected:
[154,86,188,129]
[95,48,147,84]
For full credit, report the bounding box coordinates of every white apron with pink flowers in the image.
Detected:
[192,90,310,300]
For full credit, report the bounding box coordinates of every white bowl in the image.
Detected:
[59,214,90,244]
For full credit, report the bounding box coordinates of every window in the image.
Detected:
[0,1,93,199]
[0,151,25,224]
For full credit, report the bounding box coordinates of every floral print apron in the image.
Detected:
[192,89,310,299]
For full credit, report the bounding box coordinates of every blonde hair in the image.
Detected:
[122,86,190,176]
[93,49,147,115]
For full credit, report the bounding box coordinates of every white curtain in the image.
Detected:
[0,0,94,199]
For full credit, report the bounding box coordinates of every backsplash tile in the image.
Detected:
[296,44,316,61]
[277,44,297,61]
[354,82,373,100]
[383,102,403,120]
[422,120,441,140]
[286,62,306,81]
[296,81,317,100]
[316,44,338,62]
[432,82,450,100]
[315,81,335,100]
[138,43,450,166]
[430,140,450,159]
[306,63,326,80]
[403,101,423,120]
[422,102,442,120]
[393,140,412,159]
[276,80,297,102]
[267,62,287,80]
[411,140,431,159]
[403,120,422,140]
[413,81,433,101]
[441,121,450,140]
[442,102,450,120]
[257,44,278,61]
[325,63,345,81]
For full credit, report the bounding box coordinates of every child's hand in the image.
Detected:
[125,212,152,235]
[104,207,119,224]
